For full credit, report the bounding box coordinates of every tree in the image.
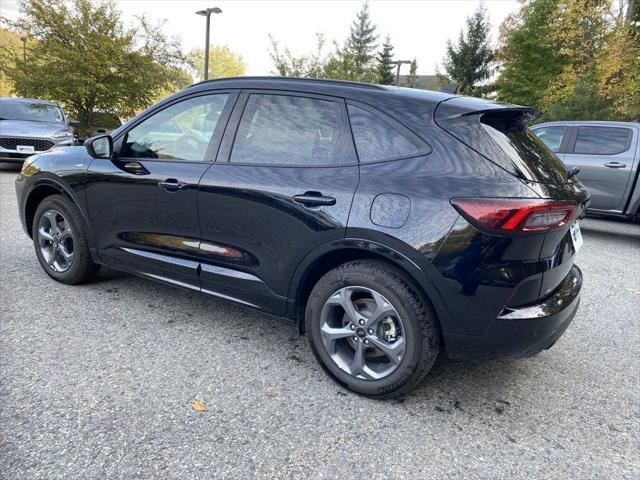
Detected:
[495,0,566,109]
[0,0,189,134]
[268,33,328,78]
[189,45,246,81]
[344,2,379,81]
[0,27,22,96]
[406,59,418,88]
[496,0,638,120]
[442,3,494,96]
[376,35,395,84]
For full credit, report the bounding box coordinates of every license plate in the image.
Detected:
[16,145,35,154]
[570,222,583,253]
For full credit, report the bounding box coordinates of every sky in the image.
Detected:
[0,0,520,76]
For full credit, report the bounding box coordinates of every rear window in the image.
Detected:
[481,112,569,184]
[574,126,632,155]
[348,105,423,163]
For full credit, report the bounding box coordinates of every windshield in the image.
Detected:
[0,101,65,124]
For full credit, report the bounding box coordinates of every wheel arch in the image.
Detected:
[23,178,85,239]
[288,238,451,335]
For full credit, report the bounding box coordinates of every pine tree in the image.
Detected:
[443,3,494,96]
[406,59,418,88]
[376,35,395,84]
[344,2,379,81]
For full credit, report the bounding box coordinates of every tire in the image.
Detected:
[306,260,439,398]
[32,194,100,284]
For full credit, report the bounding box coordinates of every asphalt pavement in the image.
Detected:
[1,166,638,479]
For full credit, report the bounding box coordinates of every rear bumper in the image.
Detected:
[444,264,582,359]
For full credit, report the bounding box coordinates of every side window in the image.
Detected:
[573,126,632,155]
[121,94,229,161]
[532,126,566,153]
[230,94,350,166]
[348,105,421,163]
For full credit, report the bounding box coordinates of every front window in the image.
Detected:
[121,94,229,162]
[0,101,65,124]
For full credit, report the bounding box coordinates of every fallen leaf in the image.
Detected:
[191,400,207,411]
[266,389,279,399]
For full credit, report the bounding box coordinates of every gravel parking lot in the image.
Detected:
[1,166,639,479]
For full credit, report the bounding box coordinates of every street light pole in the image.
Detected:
[196,7,222,81]
[391,60,412,86]
[20,36,27,62]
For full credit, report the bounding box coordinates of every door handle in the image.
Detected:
[158,178,187,191]
[293,191,336,207]
[604,162,626,169]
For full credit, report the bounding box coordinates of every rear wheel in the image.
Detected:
[32,195,100,284]
[306,260,439,398]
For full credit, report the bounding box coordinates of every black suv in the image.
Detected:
[15,77,589,397]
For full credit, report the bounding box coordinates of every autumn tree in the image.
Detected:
[0,0,189,134]
[443,3,494,96]
[268,33,328,78]
[189,45,246,81]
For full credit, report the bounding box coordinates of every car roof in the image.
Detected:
[533,120,639,128]
[0,97,60,106]
[183,76,454,105]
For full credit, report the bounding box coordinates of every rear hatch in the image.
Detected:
[435,96,590,300]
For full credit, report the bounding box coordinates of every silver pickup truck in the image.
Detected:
[532,120,639,221]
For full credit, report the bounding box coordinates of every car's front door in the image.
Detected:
[563,125,637,212]
[196,91,359,314]
[85,92,236,288]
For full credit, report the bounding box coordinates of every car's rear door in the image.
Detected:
[85,92,236,288]
[196,91,359,314]
[563,125,637,212]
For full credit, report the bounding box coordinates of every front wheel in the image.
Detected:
[306,260,439,398]
[32,194,100,284]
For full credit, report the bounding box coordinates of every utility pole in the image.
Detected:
[195,7,223,81]
[20,36,27,62]
[391,60,412,86]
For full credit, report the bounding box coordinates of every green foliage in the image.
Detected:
[406,59,418,88]
[189,45,246,81]
[268,2,380,83]
[496,0,639,121]
[344,2,379,81]
[443,4,494,96]
[376,35,395,85]
[268,33,329,78]
[495,0,565,109]
[0,0,189,134]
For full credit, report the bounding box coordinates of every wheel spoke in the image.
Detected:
[43,211,60,234]
[58,244,74,261]
[46,250,56,266]
[368,335,405,365]
[365,290,397,328]
[38,227,54,242]
[348,340,366,376]
[59,228,73,241]
[320,324,354,353]
[325,287,361,323]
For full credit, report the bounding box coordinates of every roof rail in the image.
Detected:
[190,76,387,91]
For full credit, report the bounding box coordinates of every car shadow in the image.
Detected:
[88,268,543,415]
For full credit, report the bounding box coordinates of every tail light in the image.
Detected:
[451,198,576,233]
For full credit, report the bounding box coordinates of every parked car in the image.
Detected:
[15,78,589,398]
[0,97,74,163]
[532,121,639,220]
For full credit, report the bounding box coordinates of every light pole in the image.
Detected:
[391,60,412,86]
[196,7,222,81]
[20,36,27,62]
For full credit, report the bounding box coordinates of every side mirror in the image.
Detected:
[84,134,113,159]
